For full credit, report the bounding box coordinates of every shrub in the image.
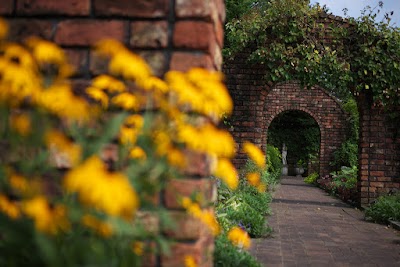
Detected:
[365,193,400,224]
[214,234,261,267]
[304,172,319,184]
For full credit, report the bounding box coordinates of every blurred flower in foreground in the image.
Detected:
[243,142,266,169]
[227,226,251,250]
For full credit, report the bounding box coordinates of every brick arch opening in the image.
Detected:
[262,82,349,177]
[228,80,349,178]
[266,108,322,175]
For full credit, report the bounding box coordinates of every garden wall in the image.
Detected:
[1,0,225,266]
[223,56,348,178]
[358,92,400,206]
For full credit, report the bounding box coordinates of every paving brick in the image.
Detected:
[250,176,400,266]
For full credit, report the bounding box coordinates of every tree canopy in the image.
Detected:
[224,0,400,109]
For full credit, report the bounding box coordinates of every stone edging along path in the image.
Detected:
[250,176,400,267]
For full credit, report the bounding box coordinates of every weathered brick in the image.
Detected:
[173,21,214,51]
[94,0,169,18]
[16,0,90,16]
[181,149,214,177]
[89,51,109,76]
[170,52,213,71]
[164,178,215,208]
[135,211,160,235]
[55,20,125,46]
[130,21,168,49]
[138,51,166,77]
[175,0,212,19]
[0,0,14,15]
[7,19,54,42]
[161,228,214,267]
[162,211,202,240]
[64,49,88,77]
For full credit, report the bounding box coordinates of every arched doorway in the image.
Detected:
[267,110,321,176]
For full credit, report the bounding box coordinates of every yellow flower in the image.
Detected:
[0,194,20,219]
[64,156,139,219]
[246,172,261,187]
[9,113,31,136]
[26,37,66,65]
[3,43,36,70]
[256,182,268,193]
[184,255,198,267]
[214,158,238,190]
[38,83,91,121]
[132,241,144,256]
[23,196,69,235]
[129,146,146,160]
[92,74,126,93]
[112,93,139,110]
[119,126,138,144]
[125,114,144,129]
[86,86,109,108]
[178,123,235,158]
[81,214,113,237]
[45,129,82,166]
[108,49,151,81]
[94,39,126,57]
[201,209,220,235]
[167,148,186,168]
[243,142,266,169]
[227,226,251,250]
[0,18,8,39]
[138,76,168,93]
[181,197,220,236]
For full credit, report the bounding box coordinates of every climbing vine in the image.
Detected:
[225,0,400,109]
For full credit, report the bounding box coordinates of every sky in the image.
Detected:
[310,0,400,27]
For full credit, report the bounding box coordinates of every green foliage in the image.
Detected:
[365,193,400,224]
[214,234,261,267]
[266,144,282,176]
[225,0,400,109]
[268,110,320,165]
[304,172,319,184]
[332,140,358,168]
[216,180,271,238]
[331,166,358,191]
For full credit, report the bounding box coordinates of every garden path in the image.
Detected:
[250,176,400,267]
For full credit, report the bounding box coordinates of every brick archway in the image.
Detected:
[262,81,348,177]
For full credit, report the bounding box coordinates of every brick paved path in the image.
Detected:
[250,176,400,267]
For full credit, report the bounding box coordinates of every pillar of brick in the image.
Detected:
[357,92,400,207]
[2,0,225,266]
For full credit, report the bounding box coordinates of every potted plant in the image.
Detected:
[295,159,305,176]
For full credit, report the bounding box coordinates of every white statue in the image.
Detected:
[282,143,287,165]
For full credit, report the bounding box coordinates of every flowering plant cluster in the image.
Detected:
[0,18,265,266]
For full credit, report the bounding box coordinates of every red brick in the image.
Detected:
[175,0,212,19]
[94,0,168,18]
[181,149,214,177]
[170,52,214,71]
[130,21,168,49]
[161,228,214,267]
[55,20,125,46]
[164,178,215,208]
[0,0,13,14]
[173,21,214,51]
[7,19,54,42]
[134,211,159,235]
[16,0,90,16]
[162,211,202,240]
[370,171,384,177]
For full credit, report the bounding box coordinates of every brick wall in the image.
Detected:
[1,0,225,266]
[224,57,348,178]
[358,92,400,206]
